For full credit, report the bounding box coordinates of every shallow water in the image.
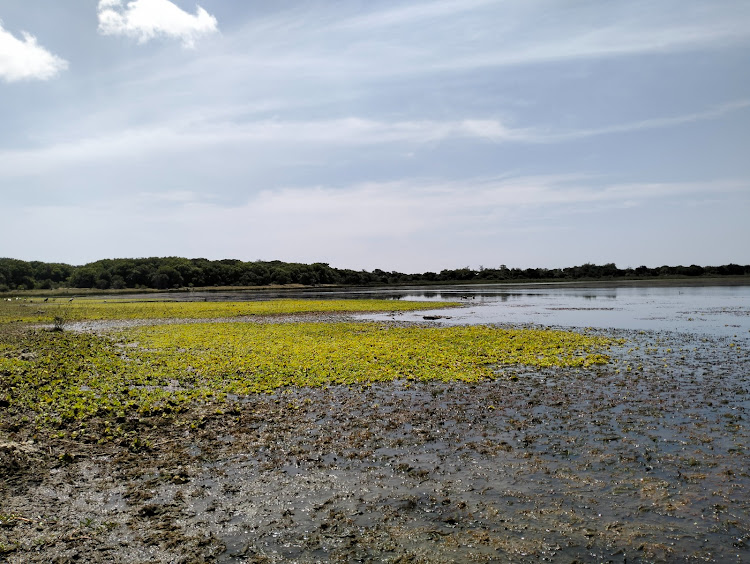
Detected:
[359,284,750,339]
[122,283,750,338]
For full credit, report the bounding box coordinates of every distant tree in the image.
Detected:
[95,271,112,290]
[722,263,744,276]
[111,275,127,289]
[151,266,183,289]
[298,270,318,286]
[2,256,750,292]
[682,265,704,276]
[271,268,291,285]
[69,267,98,288]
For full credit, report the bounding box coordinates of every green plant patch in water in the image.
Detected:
[0,298,459,325]
[0,321,620,431]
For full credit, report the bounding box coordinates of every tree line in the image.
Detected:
[0,257,748,292]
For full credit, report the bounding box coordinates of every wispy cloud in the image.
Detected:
[57,174,750,220]
[539,100,750,142]
[334,0,497,31]
[0,20,68,82]
[97,0,218,48]
[3,98,748,177]
[212,1,750,81]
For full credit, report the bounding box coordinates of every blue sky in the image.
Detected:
[1,0,749,272]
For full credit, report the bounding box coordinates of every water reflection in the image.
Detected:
[113,284,750,339]
[359,284,750,339]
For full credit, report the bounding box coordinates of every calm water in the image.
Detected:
[356,284,750,339]
[139,283,750,339]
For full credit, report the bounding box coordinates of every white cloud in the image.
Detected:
[210,1,750,83]
[0,21,68,82]
[3,97,748,178]
[336,0,497,31]
[0,118,511,177]
[539,99,750,142]
[97,0,218,48]
[69,175,750,225]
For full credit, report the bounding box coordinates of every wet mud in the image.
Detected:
[1,326,749,563]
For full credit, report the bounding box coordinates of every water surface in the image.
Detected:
[359,284,750,339]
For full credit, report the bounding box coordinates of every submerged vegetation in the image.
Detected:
[0,299,618,440]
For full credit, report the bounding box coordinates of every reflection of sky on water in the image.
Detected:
[358,285,750,339]
[121,284,750,339]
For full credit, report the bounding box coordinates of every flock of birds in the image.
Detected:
[3,297,74,302]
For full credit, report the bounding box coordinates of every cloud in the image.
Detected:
[336,0,497,31]
[0,118,507,177]
[3,97,748,178]
[71,175,750,225]
[6,175,745,270]
[0,21,68,82]
[538,99,750,142]
[211,1,750,83]
[97,0,218,48]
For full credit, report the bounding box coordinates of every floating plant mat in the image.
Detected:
[0,320,617,428]
[0,297,459,326]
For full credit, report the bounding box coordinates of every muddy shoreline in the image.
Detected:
[2,324,749,563]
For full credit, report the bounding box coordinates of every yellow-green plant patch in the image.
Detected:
[124,322,616,391]
[0,298,458,325]
[0,320,621,432]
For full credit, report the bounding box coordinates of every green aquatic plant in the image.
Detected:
[0,298,623,441]
[123,321,617,392]
[0,298,458,325]
[0,315,620,436]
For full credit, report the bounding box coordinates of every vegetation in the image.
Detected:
[0,298,456,326]
[1,256,748,292]
[0,299,619,441]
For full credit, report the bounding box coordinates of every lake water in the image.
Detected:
[149,282,750,340]
[353,284,750,339]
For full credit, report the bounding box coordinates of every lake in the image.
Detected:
[134,282,750,339]
[358,283,750,339]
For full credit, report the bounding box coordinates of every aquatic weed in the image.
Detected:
[0,300,621,437]
[0,298,459,325]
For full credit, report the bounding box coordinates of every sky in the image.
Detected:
[1,0,749,273]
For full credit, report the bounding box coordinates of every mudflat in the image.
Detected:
[1,302,748,562]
